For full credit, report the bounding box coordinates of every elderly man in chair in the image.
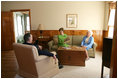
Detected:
[23,33,63,69]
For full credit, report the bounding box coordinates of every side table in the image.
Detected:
[38,36,50,50]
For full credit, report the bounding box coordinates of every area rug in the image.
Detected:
[15,51,110,78]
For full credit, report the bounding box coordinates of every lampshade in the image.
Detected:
[38,24,44,30]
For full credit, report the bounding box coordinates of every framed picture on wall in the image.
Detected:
[66,14,78,28]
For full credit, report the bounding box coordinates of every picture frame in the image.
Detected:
[66,14,78,28]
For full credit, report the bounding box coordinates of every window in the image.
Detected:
[17,15,23,36]
[26,16,30,31]
[108,9,115,38]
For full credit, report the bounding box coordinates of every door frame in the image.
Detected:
[11,9,32,32]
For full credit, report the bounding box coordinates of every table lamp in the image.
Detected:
[38,24,44,38]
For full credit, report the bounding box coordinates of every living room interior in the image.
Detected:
[1,1,117,78]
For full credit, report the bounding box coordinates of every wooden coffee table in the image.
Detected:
[57,46,86,66]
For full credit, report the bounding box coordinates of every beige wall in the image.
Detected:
[2,1,106,30]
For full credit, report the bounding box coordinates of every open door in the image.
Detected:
[11,9,31,43]
[1,12,15,51]
[1,9,31,51]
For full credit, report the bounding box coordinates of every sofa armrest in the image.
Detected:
[35,55,48,62]
[51,51,57,55]
[48,40,54,51]
[64,37,71,44]
[93,42,97,52]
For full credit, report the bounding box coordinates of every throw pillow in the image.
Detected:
[53,38,58,45]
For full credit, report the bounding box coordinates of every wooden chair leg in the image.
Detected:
[101,62,104,78]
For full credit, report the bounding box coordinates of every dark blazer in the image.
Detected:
[23,42,54,57]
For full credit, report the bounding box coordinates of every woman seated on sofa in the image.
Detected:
[81,30,94,60]
[58,27,70,47]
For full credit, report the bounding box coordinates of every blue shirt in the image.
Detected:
[81,36,94,50]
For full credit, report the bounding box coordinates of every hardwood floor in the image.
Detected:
[1,50,18,78]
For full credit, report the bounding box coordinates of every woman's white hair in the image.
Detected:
[88,30,93,36]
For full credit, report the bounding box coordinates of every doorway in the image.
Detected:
[11,9,31,43]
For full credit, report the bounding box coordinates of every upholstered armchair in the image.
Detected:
[13,43,59,78]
